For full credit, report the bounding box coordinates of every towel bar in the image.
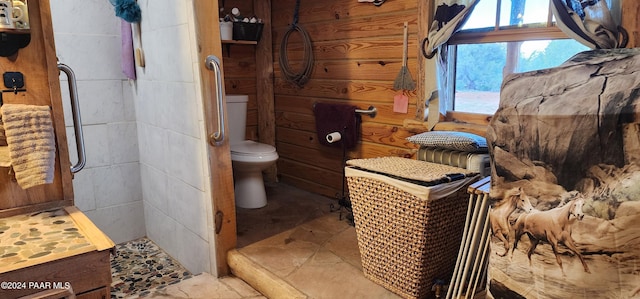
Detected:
[205,55,226,146]
[355,106,377,118]
[58,63,86,174]
[312,102,377,118]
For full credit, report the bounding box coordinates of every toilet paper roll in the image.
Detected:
[326,132,342,143]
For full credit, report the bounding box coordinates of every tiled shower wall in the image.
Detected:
[134,0,215,275]
[51,0,146,244]
[51,0,215,274]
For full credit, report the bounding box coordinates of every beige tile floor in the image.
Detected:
[140,182,457,298]
[236,213,402,299]
[149,216,402,299]
[235,182,340,248]
[142,273,265,298]
[139,182,353,299]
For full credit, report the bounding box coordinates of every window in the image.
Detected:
[447,0,590,115]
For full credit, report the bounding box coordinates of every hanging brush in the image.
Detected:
[393,22,415,91]
[110,0,145,67]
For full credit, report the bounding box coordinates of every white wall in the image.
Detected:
[51,0,146,244]
[133,0,215,275]
[51,0,215,275]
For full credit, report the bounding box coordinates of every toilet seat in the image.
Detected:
[231,140,278,162]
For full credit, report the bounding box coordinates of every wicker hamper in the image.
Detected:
[345,157,479,299]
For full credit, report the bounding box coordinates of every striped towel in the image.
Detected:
[0,104,56,189]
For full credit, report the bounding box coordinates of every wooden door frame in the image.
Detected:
[192,0,237,276]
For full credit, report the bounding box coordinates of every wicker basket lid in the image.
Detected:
[346,157,476,185]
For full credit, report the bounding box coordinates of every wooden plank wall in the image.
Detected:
[220,0,640,200]
[220,1,260,141]
[271,0,421,198]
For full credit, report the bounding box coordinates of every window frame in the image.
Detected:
[440,2,573,124]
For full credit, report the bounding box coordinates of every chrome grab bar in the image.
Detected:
[355,106,377,118]
[58,63,86,174]
[205,55,225,146]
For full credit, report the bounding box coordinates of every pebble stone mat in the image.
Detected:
[0,208,94,269]
[110,238,192,298]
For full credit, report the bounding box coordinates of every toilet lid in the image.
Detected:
[231,140,276,155]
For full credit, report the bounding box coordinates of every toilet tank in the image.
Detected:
[226,94,248,144]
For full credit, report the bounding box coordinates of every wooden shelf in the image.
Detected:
[0,28,30,34]
[221,39,258,45]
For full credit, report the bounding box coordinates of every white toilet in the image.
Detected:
[226,95,279,209]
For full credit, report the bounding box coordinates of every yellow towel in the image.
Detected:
[0,104,56,189]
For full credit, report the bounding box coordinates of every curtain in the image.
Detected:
[422,0,478,59]
[422,1,478,126]
[550,0,627,49]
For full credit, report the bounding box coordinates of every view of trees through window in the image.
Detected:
[454,40,590,114]
[450,0,592,115]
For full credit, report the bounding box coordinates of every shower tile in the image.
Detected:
[166,131,205,191]
[141,0,190,30]
[141,25,194,82]
[141,81,197,134]
[72,168,97,212]
[51,0,119,36]
[132,81,158,125]
[83,124,111,168]
[164,82,200,138]
[186,9,198,66]
[144,81,172,128]
[85,201,146,245]
[140,164,169,214]
[74,80,127,125]
[167,178,208,240]
[87,89,125,123]
[54,34,124,80]
[193,72,205,123]
[95,163,142,208]
[122,81,137,122]
[137,123,168,171]
[108,122,140,164]
[175,224,210,274]
[143,203,178,256]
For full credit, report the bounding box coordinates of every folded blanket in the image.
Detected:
[0,104,56,189]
